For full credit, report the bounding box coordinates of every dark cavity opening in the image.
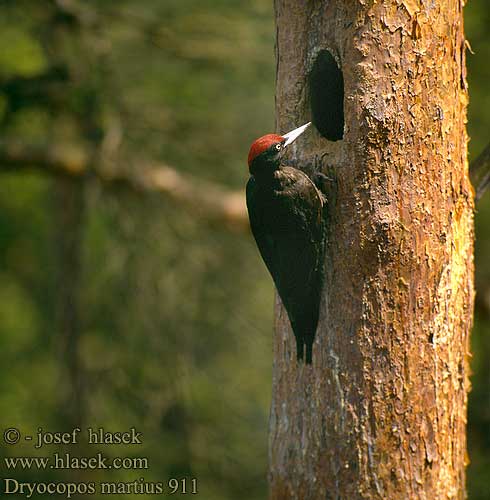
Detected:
[309,50,344,141]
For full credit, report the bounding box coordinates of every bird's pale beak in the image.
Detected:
[282,122,311,147]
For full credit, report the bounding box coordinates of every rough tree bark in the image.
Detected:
[270,1,474,499]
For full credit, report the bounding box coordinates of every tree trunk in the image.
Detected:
[270,1,474,499]
[54,177,86,426]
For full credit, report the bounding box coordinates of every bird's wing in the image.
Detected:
[246,176,278,279]
[246,172,324,293]
[296,169,325,225]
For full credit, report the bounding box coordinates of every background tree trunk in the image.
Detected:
[54,177,85,426]
[270,1,474,499]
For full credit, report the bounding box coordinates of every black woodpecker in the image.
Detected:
[246,122,326,364]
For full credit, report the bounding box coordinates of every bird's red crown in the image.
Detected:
[247,134,283,167]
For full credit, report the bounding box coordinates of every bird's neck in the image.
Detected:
[250,161,282,185]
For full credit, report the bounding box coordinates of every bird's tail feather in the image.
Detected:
[296,337,304,362]
[305,341,313,364]
[295,336,313,365]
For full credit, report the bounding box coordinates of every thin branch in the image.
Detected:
[0,141,248,232]
[470,141,490,202]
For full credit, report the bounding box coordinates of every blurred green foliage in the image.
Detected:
[0,1,489,499]
[467,2,490,498]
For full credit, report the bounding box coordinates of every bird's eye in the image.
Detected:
[275,143,282,151]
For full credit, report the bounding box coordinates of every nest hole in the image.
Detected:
[309,50,344,141]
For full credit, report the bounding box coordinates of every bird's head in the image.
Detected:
[247,122,311,176]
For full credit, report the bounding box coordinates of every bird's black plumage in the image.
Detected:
[246,141,326,363]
